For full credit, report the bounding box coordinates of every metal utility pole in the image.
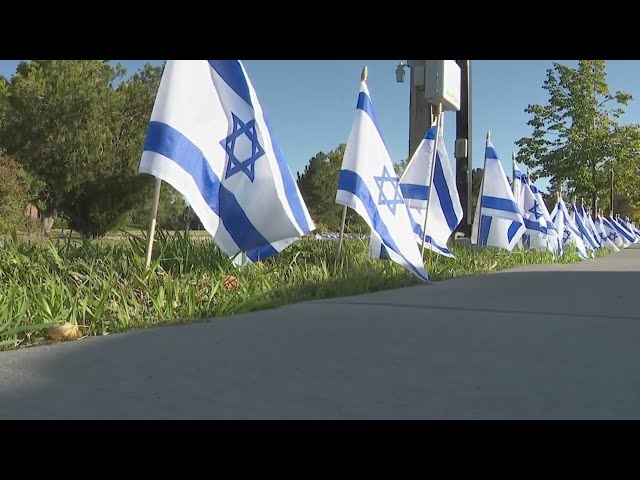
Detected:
[401,59,470,235]
[408,60,433,159]
[610,168,615,216]
[455,60,471,236]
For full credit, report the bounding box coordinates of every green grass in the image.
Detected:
[0,231,610,350]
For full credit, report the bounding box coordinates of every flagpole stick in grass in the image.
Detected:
[511,152,516,195]
[420,102,443,257]
[337,65,368,258]
[475,130,490,251]
[145,177,162,269]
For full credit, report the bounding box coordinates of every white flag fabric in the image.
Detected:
[620,217,640,243]
[573,202,599,252]
[584,208,602,249]
[601,216,624,249]
[336,80,430,283]
[515,171,549,242]
[471,139,525,250]
[396,122,463,258]
[529,182,560,254]
[551,204,565,257]
[139,60,315,263]
[553,198,588,260]
[595,216,620,252]
[610,216,636,246]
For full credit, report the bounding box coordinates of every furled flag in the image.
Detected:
[584,207,602,249]
[621,216,640,243]
[601,216,624,249]
[138,60,315,265]
[551,203,565,257]
[389,121,463,258]
[530,182,561,255]
[552,197,588,260]
[512,163,549,251]
[336,72,430,282]
[471,137,525,250]
[608,215,634,248]
[595,215,620,252]
[573,202,599,254]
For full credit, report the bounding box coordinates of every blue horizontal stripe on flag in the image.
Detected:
[208,60,253,108]
[508,220,523,242]
[432,153,460,232]
[524,218,547,234]
[143,121,277,261]
[400,183,429,201]
[356,91,389,151]
[338,169,429,282]
[407,209,452,256]
[479,215,492,246]
[485,146,499,160]
[380,243,390,260]
[481,196,520,215]
[424,126,436,141]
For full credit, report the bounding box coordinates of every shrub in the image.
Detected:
[0,156,29,234]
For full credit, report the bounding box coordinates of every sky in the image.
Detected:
[2,59,640,193]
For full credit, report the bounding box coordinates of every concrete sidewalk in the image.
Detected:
[2,247,640,419]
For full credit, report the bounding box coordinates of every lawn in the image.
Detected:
[0,231,605,350]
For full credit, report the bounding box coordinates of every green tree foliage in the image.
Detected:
[516,60,640,216]
[296,144,360,232]
[0,60,163,237]
[0,156,29,234]
[296,145,408,232]
[470,167,483,216]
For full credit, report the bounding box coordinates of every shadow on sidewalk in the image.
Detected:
[2,269,640,420]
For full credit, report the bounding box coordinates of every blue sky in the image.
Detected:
[2,59,640,193]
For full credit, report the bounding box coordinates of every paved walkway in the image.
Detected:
[2,246,639,419]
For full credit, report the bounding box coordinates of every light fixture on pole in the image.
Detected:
[395,61,409,83]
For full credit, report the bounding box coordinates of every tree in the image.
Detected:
[0,156,29,234]
[516,60,640,218]
[0,60,163,238]
[394,158,410,177]
[469,167,484,216]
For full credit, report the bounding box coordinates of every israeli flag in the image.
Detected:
[518,175,549,243]
[336,79,430,282]
[396,122,463,258]
[573,202,599,252]
[551,203,565,257]
[584,208,602,249]
[620,217,640,243]
[601,216,624,249]
[138,61,315,265]
[471,139,525,250]
[595,216,620,252]
[530,182,560,254]
[610,215,636,246]
[554,198,588,260]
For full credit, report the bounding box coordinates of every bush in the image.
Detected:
[53,217,69,229]
[64,174,150,239]
[0,156,29,234]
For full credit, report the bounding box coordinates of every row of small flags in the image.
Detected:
[472,140,640,260]
[138,60,639,284]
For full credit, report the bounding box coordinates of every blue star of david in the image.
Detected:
[600,232,607,241]
[608,232,617,241]
[563,230,571,244]
[373,166,404,215]
[219,112,265,182]
[528,200,542,220]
